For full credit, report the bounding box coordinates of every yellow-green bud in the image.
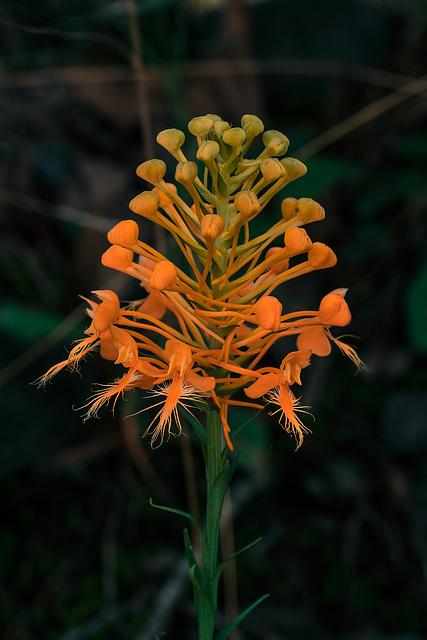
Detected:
[201,214,225,241]
[234,190,261,219]
[136,159,166,184]
[281,197,325,224]
[175,161,198,185]
[280,157,307,180]
[222,127,246,147]
[196,140,220,163]
[260,158,286,182]
[241,114,264,132]
[213,120,230,137]
[262,130,289,156]
[156,128,185,152]
[129,191,160,218]
[242,120,264,140]
[205,113,222,123]
[188,116,213,137]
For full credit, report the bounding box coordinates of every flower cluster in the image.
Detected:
[39,114,362,449]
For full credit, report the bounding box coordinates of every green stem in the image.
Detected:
[197,407,225,640]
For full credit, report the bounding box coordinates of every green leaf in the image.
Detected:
[188,564,215,632]
[287,153,361,199]
[0,302,68,343]
[183,528,204,585]
[214,594,270,640]
[149,499,204,538]
[179,406,207,455]
[212,537,262,595]
[216,173,229,200]
[405,261,427,352]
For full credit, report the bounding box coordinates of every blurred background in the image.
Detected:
[1,0,427,638]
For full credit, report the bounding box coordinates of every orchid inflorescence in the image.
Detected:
[39,114,362,450]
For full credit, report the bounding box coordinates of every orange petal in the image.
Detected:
[186,368,216,392]
[297,326,331,357]
[244,372,280,398]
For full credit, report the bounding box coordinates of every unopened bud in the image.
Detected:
[175,161,198,185]
[107,220,139,248]
[265,247,289,274]
[263,130,289,155]
[136,159,166,184]
[281,197,298,221]
[222,127,246,147]
[101,245,134,272]
[188,116,213,137]
[214,121,230,137]
[234,190,260,219]
[241,114,264,133]
[318,291,351,326]
[284,227,312,254]
[260,158,286,182]
[156,128,185,152]
[196,140,220,163]
[307,243,337,269]
[129,191,160,218]
[205,113,222,123]
[296,198,325,223]
[201,214,225,241]
[280,157,307,180]
[254,296,283,332]
[149,261,177,290]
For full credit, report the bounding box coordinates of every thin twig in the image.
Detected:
[127,0,154,159]
[295,73,427,160]
[1,59,426,97]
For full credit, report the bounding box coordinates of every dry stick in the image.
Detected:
[2,59,427,99]
[220,489,240,638]
[296,73,427,160]
[0,187,115,233]
[0,17,132,59]
[127,0,153,161]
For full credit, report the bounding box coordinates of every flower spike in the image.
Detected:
[39,113,361,450]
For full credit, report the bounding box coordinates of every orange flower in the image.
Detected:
[245,350,312,449]
[135,340,216,446]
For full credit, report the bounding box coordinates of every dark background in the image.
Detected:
[1,1,427,639]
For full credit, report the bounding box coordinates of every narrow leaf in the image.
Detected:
[183,528,204,584]
[214,594,270,640]
[149,498,204,538]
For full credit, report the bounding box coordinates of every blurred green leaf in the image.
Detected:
[405,261,427,352]
[0,302,64,343]
[287,153,362,199]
